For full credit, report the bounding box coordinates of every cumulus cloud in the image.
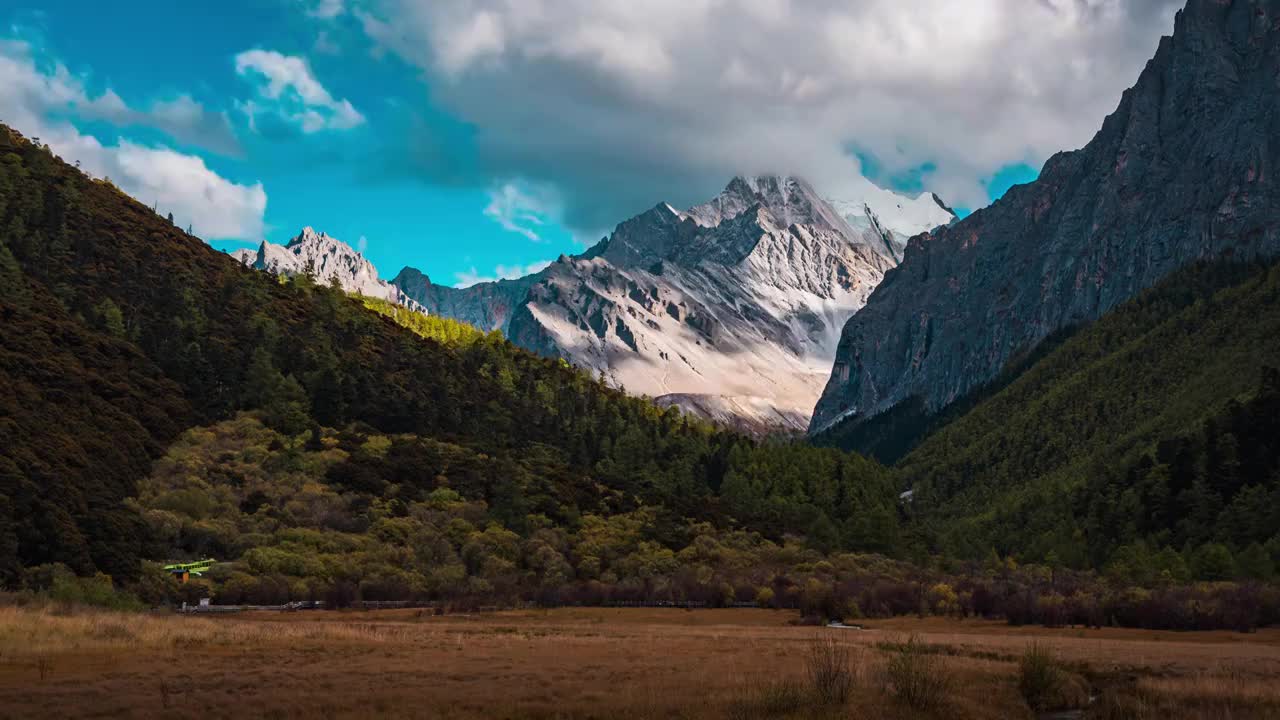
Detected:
[109,140,267,239]
[235,49,365,132]
[0,39,240,155]
[356,0,1181,228]
[0,40,266,240]
[483,181,561,242]
[454,259,552,288]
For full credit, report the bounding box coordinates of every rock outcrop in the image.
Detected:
[231,227,419,309]
[811,0,1280,434]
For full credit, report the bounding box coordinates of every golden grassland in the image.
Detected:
[2,605,1280,719]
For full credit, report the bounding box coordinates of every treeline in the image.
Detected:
[20,412,1269,632]
[360,296,493,348]
[0,124,899,586]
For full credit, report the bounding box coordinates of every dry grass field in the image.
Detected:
[2,605,1279,719]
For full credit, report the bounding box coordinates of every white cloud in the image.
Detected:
[306,0,344,19]
[435,11,505,75]
[0,39,240,155]
[357,235,368,252]
[357,0,1181,224]
[0,40,266,240]
[454,260,552,288]
[234,49,365,132]
[483,181,560,242]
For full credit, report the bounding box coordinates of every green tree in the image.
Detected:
[0,498,19,587]
[241,346,312,434]
[0,239,28,305]
[1189,543,1236,581]
[96,298,125,338]
[1235,542,1274,581]
[244,346,285,409]
[264,374,312,436]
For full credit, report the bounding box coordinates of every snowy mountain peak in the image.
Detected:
[828,186,954,240]
[394,173,954,434]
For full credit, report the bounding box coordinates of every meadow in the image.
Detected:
[2,605,1279,719]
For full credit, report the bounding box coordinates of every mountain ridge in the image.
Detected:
[395,174,954,433]
[811,0,1280,435]
[231,226,421,310]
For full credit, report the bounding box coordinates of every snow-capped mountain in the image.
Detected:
[231,227,419,309]
[396,175,954,433]
[829,183,956,262]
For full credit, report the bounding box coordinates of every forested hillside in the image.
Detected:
[0,124,899,587]
[898,257,1280,571]
[4,123,1279,630]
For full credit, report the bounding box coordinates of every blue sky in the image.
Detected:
[0,1,1174,287]
[1,0,579,286]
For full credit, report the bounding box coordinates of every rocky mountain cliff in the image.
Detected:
[391,266,536,334]
[396,175,954,433]
[232,227,419,309]
[811,0,1280,435]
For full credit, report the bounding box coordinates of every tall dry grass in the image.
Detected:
[727,634,865,718]
[883,633,953,712]
[806,634,858,705]
[2,605,1278,720]
[0,604,417,658]
[1018,641,1088,712]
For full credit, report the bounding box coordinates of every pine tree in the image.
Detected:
[1236,542,1275,580]
[264,374,312,436]
[0,237,29,306]
[244,346,285,409]
[96,298,126,338]
[0,497,19,587]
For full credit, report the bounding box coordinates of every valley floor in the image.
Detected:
[2,606,1280,719]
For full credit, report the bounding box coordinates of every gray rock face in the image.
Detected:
[233,227,419,310]
[396,175,954,432]
[810,0,1280,434]
[391,266,537,335]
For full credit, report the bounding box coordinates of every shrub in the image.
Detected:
[884,634,950,711]
[22,564,144,611]
[806,635,855,705]
[926,582,959,616]
[1017,643,1086,711]
[1036,592,1068,627]
[1019,643,1059,710]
